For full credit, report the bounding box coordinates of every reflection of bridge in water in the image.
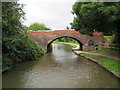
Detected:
[27,30,108,52]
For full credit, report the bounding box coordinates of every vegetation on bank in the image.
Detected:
[55,37,79,44]
[88,48,119,56]
[54,41,78,48]
[104,35,119,45]
[79,53,120,76]
[53,37,79,48]
[104,36,113,39]
[2,2,45,72]
[3,32,45,72]
[104,36,113,43]
[80,47,119,76]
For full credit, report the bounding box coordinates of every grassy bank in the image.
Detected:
[88,48,119,59]
[104,36,113,42]
[104,36,113,38]
[88,48,118,54]
[53,41,78,48]
[79,52,120,77]
[88,48,109,53]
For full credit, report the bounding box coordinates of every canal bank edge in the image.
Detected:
[53,42,120,78]
[72,50,120,79]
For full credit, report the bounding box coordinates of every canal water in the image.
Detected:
[3,43,119,88]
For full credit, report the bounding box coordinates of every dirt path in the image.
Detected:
[88,52,119,61]
[74,50,119,61]
[73,45,119,60]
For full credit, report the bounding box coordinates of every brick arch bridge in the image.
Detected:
[27,30,108,51]
[47,35,83,51]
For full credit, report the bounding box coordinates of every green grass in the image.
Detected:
[104,36,113,43]
[80,53,120,75]
[88,48,119,56]
[104,36,113,40]
[88,48,107,53]
[54,41,78,48]
[104,36,113,38]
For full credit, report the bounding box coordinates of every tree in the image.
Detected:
[28,22,51,30]
[2,2,44,72]
[2,2,25,36]
[70,2,120,36]
[22,25,28,31]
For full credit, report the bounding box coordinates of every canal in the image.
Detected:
[3,43,119,88]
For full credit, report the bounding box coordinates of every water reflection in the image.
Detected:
[3,43,119,88]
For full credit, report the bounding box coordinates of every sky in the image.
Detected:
[19,0,77,30]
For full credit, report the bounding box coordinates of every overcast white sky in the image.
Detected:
[19,0,77,30]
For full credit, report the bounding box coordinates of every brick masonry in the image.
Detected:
[27,30,109,51]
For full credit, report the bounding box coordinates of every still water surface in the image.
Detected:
[3,43,119,88]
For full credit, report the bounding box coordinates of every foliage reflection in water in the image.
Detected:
[3,43,119,88]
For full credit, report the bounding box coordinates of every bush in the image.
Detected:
[111,34,118,44]
[2,32,45,72]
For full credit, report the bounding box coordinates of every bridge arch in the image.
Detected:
[27,30,108,51]
[47,36,83,52]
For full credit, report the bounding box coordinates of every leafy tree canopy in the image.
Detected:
[22,25,28,31]
[2,2,45,72]
[27,22,51,31]
[2,2,25,36]
[70,2,120,36]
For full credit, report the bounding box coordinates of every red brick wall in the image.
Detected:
[27,30,108,51]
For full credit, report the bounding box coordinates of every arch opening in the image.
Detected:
[47,36,83,52]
